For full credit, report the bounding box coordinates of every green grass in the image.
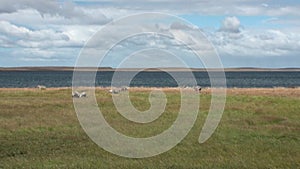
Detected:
[0,89,299,168]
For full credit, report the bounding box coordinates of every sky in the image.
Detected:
[0,0,300,68]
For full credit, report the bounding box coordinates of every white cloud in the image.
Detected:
[0,21,69,41]
[0,0,299,67]
[211,29,300,57]
[219,16,241,33]
[11,47,78,64]
[0,21,80,48]
[68,0,300,16]
[0,0,110,25]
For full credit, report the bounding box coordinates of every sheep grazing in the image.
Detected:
[120,87,128,92]
[109,89,120,94]
[36,85,46,90]
[194,86,202,92]
[108,87,128,94]
[72,91,87,98]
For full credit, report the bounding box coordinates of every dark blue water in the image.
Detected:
[0,71,299,88]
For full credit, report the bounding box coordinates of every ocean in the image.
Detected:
[0,71,299,88]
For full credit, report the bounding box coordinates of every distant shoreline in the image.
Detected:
[0,67,300,72]
[0,87,299,97]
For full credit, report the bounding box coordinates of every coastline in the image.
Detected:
[0,87,299,97]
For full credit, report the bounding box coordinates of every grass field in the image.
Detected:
[0,88,299,168]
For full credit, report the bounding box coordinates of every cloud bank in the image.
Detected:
[0,0,299,67]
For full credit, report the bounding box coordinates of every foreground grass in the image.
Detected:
[0,88,299,168]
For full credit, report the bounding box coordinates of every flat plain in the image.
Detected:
[0,88,299,168]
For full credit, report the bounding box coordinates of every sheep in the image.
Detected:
[120,87,128,91]
[36,85,46,90]
[108,87,128,94]
[109,89,120,94]
[72,91,87,98]
[194,86,202,92]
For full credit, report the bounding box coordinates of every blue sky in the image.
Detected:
[0,0,299,68]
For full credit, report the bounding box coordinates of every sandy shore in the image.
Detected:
[0,87,299,97]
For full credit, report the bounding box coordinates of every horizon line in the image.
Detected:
[0,66,300,72]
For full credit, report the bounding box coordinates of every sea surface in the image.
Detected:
[0,71,299,88]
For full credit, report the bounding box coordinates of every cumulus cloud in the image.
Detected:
[0,0,110,25]
[0,21,68,41]
[68,0,300,16]
[0,21,87,48]
[0,0,66,15]
[219,16,241,33]
[0,0,299,67]
[211,29,300,57]
[2,0,299,18]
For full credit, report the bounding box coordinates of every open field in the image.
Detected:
[0,88,299,168]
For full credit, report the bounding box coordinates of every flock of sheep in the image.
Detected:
[72,86,201,98]
[35,85,201,98]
